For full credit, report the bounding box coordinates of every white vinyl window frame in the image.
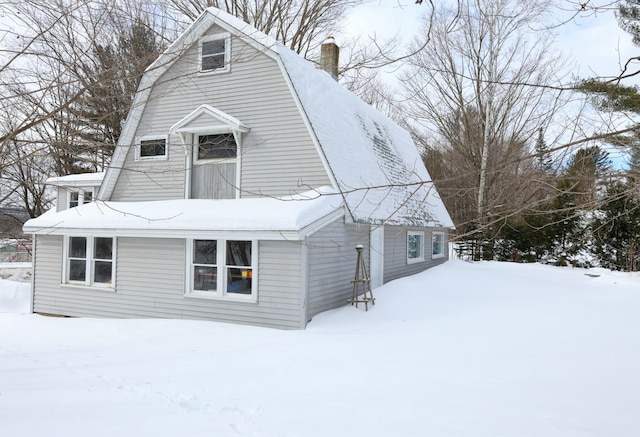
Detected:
[432,231,445,259]
[135,135,169,161]
[67,188,95,209]
[62,236,116,289]
[186,238,257,302]
[407,231,425,264]
[198,32,231,74]
[194,132,238,163]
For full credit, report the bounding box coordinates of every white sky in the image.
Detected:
[342,0,639,85]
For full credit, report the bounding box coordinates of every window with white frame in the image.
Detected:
[407,231,425,263]
[196,133,237,160]
[189,239,255,299]
[199,33,230,73]
[65,236,115,287]
[136,137,167,160]
[68,189,94,208]
[432,231,445,258]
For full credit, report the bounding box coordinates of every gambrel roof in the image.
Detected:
[98,7,453,228]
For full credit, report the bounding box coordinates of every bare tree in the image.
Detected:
[402,0,570,253]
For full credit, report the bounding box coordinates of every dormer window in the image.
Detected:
[197,133,236,160]
[199,33,230,73]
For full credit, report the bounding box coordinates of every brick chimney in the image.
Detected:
[320,36,339,81]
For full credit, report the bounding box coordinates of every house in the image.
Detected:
[23,8,454,329]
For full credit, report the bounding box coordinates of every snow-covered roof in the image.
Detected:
[100,7,454,229]
[46,172,105,187]
[277,47,453,228]
[23,188,344,240]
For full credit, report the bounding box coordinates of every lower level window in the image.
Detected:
[190,239,255,299]
[432,231,445,258]
[65,236,115,286]
[407,231,425,263]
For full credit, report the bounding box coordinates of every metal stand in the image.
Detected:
[348,244,375,311]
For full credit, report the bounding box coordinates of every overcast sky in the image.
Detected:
[343,1,639,85]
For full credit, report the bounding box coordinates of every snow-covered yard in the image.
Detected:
[1,260,639,436]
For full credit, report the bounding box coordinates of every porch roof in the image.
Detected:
[23,188,344,241]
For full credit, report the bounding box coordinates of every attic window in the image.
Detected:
[197,133,236,160]
[200,33,230,73]
[139,138,166,159]
[135,136,168,161]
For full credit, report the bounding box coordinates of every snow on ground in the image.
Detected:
[1,260,639,436]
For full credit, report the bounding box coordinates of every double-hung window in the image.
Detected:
[432,231,445,259]
[69,189,93,208]
[65,236,115,287]
[199,33,230,73]
[189,239,255,299]
[407,231,425,263]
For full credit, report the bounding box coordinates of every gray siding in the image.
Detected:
[306,221,370,319]
[110,23,330,201]
[56,188,67,212]
[32,235,305,329]
[383,226,449,283]
[110,143,187,201]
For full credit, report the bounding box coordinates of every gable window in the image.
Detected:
[407,231,425,264]
[199,33,230,73]
[69,189,94,208]
[197,133,237,160]
[64,236,115,287]
[188,239,255,300]
[139,138,167,159]
[432,231,445,259]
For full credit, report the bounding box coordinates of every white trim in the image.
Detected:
[299,239,309,328]
[193,132,238,164]
[198,32,231,74]
[370,226,384,288]
[407,231,425,264]
[170,105,249,134]
[185,238,257,302]
[432,231,445,259]
[67,187,95,209]
[62,235,116,289]
[135,135,169,161]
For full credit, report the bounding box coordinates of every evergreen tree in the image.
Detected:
[535,127,552,172]
[591,178,640,270]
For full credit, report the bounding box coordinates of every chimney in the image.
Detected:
[320,36,340,81]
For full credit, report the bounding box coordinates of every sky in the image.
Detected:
[1,259,639,436]
[343,0,639,84]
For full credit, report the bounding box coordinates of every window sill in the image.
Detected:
[198,67,231,76]
[185,291,257,304]
[407,257,425,265]
[60,283,115,292]
[432,253,445,259]
[135,155,168,162]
